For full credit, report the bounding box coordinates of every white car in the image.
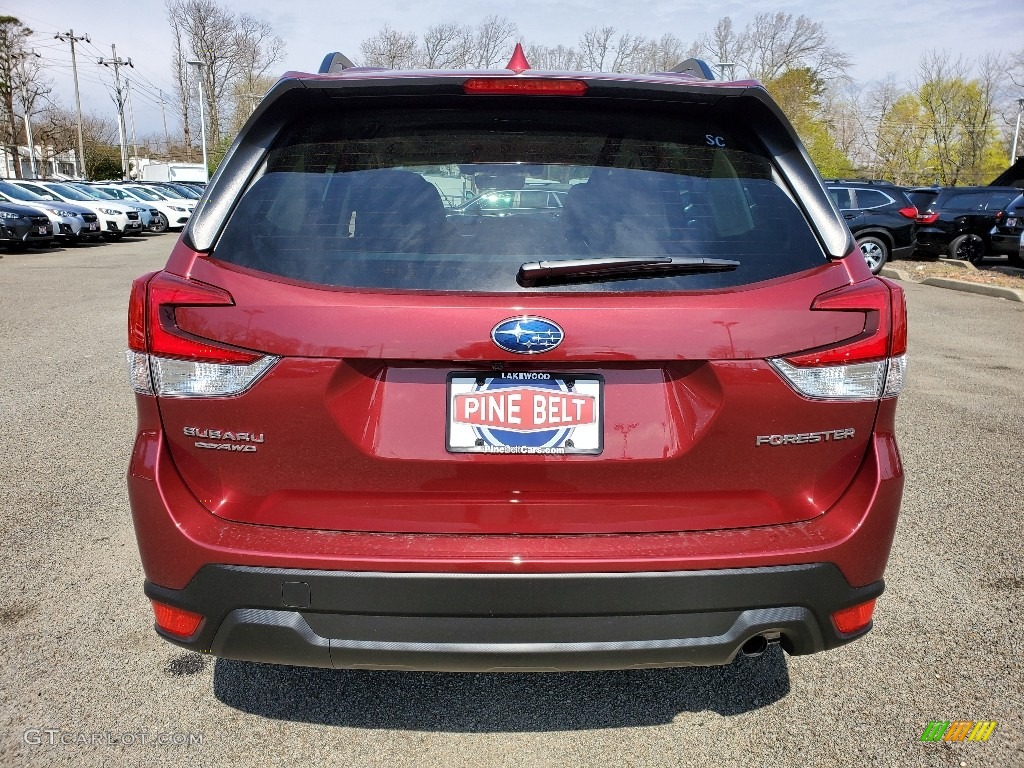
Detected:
[10,180,145,240]
[67,183,160,232]
[94,184,194,231]
[0,180,103,243]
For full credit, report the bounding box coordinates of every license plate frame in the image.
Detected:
[446,371,604,455]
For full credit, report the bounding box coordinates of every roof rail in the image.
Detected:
[319,52,356,74]
[666,58,714,80]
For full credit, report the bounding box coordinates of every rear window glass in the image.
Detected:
[213,103,826,292]
[907,190,939,211]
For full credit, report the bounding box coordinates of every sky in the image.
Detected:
[13,0,1024,141]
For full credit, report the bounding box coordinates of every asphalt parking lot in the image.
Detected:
[0,236,1021,768]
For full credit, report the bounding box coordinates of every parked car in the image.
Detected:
[823,180,917,274]
[0,180,102,244]
[65,183,160,232]
[127,51,907,672]
[9,180,145,240]
[989,192,1024,266]
[91,184,194,231]
[450,188,568,218]
[906,186,1020,264]
[0,200,53,249]
[141,181,202,201]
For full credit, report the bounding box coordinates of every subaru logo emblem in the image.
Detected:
[491,316,564,355]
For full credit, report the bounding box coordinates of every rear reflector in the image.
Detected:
[832,598,877,634]
[150,600,203,638]
[463,78,588,96]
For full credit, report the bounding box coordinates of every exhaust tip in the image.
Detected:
[740,635,769,657]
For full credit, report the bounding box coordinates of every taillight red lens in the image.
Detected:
[994,211,1005,224]
[897,206,918,219]
[884,279,907,356]
[463,78,588,96]
[832,598,877,634]
[916,211,939,225]
[128,271,158,352]
[150,600,203,637]
[784,279,892,365]
[146,272,261,364]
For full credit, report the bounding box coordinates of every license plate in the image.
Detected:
[447,372,603,454]
[38,226,47,235]
[1007,217,1017,228]
[88,222,98,230]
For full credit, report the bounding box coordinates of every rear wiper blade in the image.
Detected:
[517,256,740,287]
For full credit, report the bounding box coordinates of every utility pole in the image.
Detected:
[187,61,210,183]
[55,29,90,178]
[98,44,134,180]
[1011,99,1024,165]
[125,80,140,179]
[157,90,170,155]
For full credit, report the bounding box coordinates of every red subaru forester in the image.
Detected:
[127,50,906,671]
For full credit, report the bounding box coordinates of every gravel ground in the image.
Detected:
[892,256,1024,289]
[0,238,1021,768]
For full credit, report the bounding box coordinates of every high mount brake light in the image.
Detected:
[463,78,588,96]
[126,272,277,397]
[769,278,907,401]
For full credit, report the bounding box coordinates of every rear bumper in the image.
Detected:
[990,231,1022,256]
[129,397,903,669]
[147,563,882,671]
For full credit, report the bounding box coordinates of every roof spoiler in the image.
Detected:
[319,52,356,74]
[667,58,714,80]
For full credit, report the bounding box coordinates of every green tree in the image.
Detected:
[915,53,1004,185]
[764,68,854,177]
[86,144,123,180]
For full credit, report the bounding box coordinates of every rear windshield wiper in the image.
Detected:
[517,256,740,287]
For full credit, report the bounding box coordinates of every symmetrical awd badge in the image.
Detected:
[491,316,564,354]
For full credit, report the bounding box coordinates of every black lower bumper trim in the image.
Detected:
[145,564,882,672]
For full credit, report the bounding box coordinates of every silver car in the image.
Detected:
[0,180,103,243]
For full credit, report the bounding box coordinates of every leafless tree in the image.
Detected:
[360,25,420,69]
[525,43,581,71]
[470,16,519,68]
[165,0,285,145]
[692,13,848,83]
[0,16,50,178]
[422,23,465,69]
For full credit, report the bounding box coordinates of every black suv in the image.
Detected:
[824,180,917,274]
[906,186,1020,264]
[990,192,1024,266]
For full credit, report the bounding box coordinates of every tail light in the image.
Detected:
[769,277,907,401]
[897,206,918,219]
[127,271,277,397]
[916,211,939,225]
[994,210,1005,224]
